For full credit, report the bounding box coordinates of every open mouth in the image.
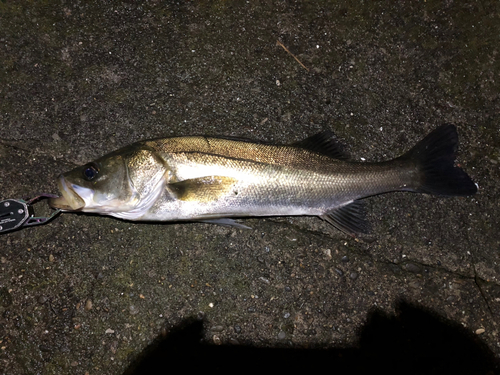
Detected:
[48,175,86,211]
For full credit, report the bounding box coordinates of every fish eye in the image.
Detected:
[83,163,99,181]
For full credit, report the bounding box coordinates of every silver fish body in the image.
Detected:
[50,125,477,234]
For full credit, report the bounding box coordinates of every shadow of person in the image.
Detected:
[123,300,499,375]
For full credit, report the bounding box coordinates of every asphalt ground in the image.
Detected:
[1,1,499,374]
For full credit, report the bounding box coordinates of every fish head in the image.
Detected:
[50,144,167,217]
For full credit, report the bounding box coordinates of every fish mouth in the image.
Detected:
[49,175,87,211]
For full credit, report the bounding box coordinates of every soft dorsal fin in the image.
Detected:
[293,131,348,160]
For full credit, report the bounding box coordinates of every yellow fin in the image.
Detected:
[167,176,238,202]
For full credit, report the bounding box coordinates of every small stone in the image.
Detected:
[85,299,93,310]
[105,328,114,334]
[475,328,485,335]
[37,296,47,304]
[110,340,118,354]
[212,335,221,345]
[211,325,224,332]
[334,268,344,276]
[129,305,139,315]
[234,325,241,334]
[258,277,270,284]
[350,272,359,280]
[405,262,421,273]
[341,256,350,262]
[49,254,55,262]
[277,331,286,339]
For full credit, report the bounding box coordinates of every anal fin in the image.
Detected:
[321,200,369,235]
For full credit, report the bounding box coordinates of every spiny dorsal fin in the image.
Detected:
[293,131,348,160]
[321,200,369,235]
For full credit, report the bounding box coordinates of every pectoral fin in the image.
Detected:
[167,176,239,202]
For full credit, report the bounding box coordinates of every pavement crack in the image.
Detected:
[0,139,34,154]
[472,265,495,318]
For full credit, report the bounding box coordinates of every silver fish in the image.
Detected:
[49,125,477,234]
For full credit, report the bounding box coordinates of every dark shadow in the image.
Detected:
[123,301,499,375]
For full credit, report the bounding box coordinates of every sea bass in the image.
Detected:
[49,125,477,234]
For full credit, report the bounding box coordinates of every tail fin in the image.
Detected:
[402,125,477,196]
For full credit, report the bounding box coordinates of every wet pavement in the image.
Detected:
[1,1,499,374]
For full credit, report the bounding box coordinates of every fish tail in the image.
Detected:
[401,124,477,196]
